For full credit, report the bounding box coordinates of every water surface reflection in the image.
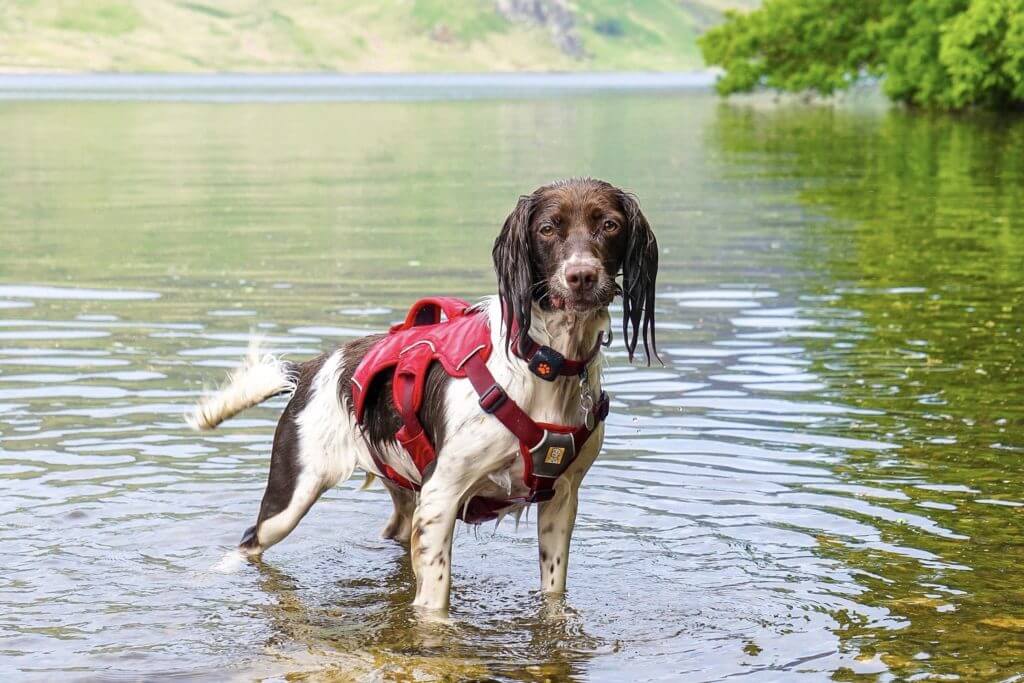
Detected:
[0,91,1021,680]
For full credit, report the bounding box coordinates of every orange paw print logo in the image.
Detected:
[537,362,552,376]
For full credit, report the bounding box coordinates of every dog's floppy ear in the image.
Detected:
[492,193,536,355]
[618,191,659,365]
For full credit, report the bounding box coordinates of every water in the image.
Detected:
[0,82,1022,681]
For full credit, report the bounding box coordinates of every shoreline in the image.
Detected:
[0,71,716,102]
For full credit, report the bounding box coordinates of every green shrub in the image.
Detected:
[699,0,1024,110]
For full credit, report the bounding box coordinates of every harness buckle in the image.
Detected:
[478,384,508,414]
[528,345,565,382]
[530,430,577,479]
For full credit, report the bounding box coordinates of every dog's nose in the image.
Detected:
[565,264,598,293]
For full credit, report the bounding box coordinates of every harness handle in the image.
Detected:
[390,296,471,332]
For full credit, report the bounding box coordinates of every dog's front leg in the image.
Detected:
[537,478,580,594]
[410,470,462,612]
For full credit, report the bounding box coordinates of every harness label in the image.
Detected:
[544,446,566,465]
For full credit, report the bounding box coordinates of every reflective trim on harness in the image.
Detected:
[455,344,487,370]
[528,429,549,453]
[400,339,437,355]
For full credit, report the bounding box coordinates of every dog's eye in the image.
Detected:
[602,220,619,233]
[538,223,555,237]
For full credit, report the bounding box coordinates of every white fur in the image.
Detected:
[186,338,295,431]
[190,296,610,611]
[294,351,362,486]
[252,468,323,550]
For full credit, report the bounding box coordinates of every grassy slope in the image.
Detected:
[0,0,758,73]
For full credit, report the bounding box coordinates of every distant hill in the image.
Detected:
[0,1,759,73]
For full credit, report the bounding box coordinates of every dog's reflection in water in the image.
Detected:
[246,548,599,681]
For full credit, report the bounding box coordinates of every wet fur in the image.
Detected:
[238,339,450,551]
[192,178,658,611]
[494,178,658,362]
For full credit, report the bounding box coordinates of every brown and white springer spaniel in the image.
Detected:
[188,178,658,611]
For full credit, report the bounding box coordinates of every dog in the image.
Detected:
[188,177,657,611]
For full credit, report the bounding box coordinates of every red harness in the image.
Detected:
[351,297,609,523]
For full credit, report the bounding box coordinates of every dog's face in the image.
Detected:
[529,181,628,313]
[493,178,659,363]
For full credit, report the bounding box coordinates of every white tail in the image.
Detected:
[186,339,295,431]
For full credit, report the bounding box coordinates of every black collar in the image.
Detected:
[514,332,605,381]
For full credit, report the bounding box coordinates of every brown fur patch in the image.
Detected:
[253,353,327,525]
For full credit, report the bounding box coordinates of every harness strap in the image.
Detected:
[463,353,544,446]
[364,299,611,514]
[462,351,609,503]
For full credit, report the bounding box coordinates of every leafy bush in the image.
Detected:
[699,0,1024,110]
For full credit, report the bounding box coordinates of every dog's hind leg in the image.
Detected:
[381,484,416,543]
[240,350,357,556]
[239,404,338,555]
[241,470,328,555]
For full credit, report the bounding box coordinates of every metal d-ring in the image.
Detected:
[579,368,595,430]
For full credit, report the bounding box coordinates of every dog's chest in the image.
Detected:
[448,361,602,491]
[510,371,592,425]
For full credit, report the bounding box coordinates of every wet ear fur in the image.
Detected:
[618,191,659,364]
[492,194,535,355]
[494,186,659,364]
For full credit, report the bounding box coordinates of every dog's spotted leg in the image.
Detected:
[382,484,416,543]
[537,479,580,594]
[409,468,462,612]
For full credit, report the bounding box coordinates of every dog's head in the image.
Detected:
[492,178,658,364]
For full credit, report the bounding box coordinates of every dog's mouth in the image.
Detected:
[546,280,616,313]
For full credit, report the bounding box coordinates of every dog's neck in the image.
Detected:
[526,300,609,362]
[483,295,606,424]
[523,301,606,424]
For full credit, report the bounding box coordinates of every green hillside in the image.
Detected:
[0,0,758,73]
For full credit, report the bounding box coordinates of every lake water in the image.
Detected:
[0,79,1022,681]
